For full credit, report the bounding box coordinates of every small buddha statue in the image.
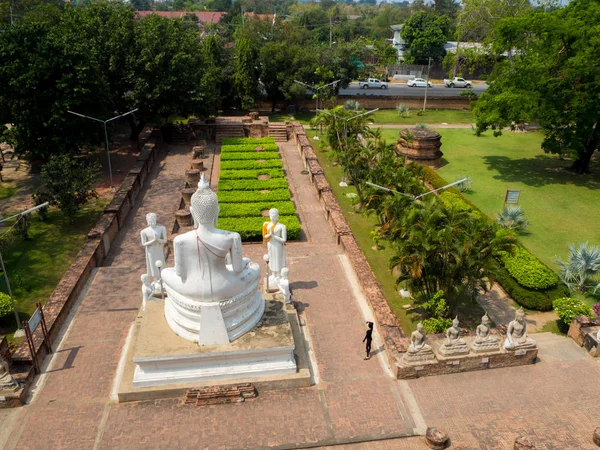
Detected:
[277,267,291,304]
[0,357,18,391]
[404,322,435,364]
[140,213,167,284]
[439,317,469,356]
[504,308,536,351]
[471,313,500,353]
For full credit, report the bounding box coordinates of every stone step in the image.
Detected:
[184,383,257,406]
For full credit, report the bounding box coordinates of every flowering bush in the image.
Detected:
[593,302,600,317]
[552,297,592,326]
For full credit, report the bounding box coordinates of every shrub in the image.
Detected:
[0,292,13,318]
[219,215,301,241]
[396,103,410,118]
[423,317,452,334]
[221,144,279,153]
[440,191,473,213]
[344,100,360,111]
[220,160,283,170]
[422,290,450,318]
[219,169,285,180]
[500,247,559,290]
[221,137,276,145]
[219,201,296,218]
[455,175,472,193]
[496,205,529,232]
[220,151,281,161]
[217,189,291,204]
[494,265,569,311]
[555,242,600,293]
[416,123,428,129]
[593,302,600,317]
[218,178,289,191]
[552,297,592,326]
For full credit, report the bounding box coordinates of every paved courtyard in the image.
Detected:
[2,139,600,450]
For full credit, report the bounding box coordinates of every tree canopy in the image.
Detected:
[400,10,451,64]
[474,0,600,173]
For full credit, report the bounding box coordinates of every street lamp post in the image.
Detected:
[316,108,379,145]
[423,57,432,112]
[67,108,139,190]
[0,202,50,336]
[366,178,468,201]
[294,79,341,116]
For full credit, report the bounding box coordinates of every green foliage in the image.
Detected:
[220,152,281,161]
[460,90,478,101]
[555,242,600,293]
[0,292,13,318]
[422,317,452,334]
[440,191,472,213]
[416,123,428,129]
[220,160,283,171]
[422,290,450,318]
[454,175,472,193]
[496,205,529,232]
[219,215,301,241]
[400,10,451,63]
[494,265,568,311]
[233,37,260,109]
[344,100,360,111]
[396,104,410,118]
[457,0,532,42]
[501,247,559,290]
[219,169,285,180]
[473,1,600,173]
[213,189,292,204]
[218,178,289,191]
[219,201,297,218]
[221,137,276,145]
[552,297,592,327]
[220,144,279,153]
[39,155,100,220]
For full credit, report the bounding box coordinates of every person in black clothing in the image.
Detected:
[363,321,374,360]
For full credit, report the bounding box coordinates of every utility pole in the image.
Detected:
[329,15,333,48]
[423,57,432,112]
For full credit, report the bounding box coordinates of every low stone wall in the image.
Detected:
[568,315,600,357]
[9,130,162,387]
[290,123,406,372]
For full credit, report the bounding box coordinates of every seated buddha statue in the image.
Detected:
[471,313,500,353]
[403,322,435,364]
[503,308,536,351]
[439,316,469,356]
[161,175,264,345]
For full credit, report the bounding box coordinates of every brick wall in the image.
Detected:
[290,123,406,372]
[11,131,162,373]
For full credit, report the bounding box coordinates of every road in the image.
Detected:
[340,81,488,98]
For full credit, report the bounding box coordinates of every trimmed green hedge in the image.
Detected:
[218,189,292,204]
[221,151,280,161]
[220,160,283,170]
[500,247,559,290]
[221,144,279,153]
[221,137,276,145]
[220,201,296,218]
[219,215,301,241]
[421,166,486,217]
[218,178,289,191]
[494,265,569,311]
[219,169,285,180]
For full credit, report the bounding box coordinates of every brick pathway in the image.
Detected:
[3,140,419,449]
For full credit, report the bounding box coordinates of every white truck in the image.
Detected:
[358,78,388,89]
[444,77,472,88]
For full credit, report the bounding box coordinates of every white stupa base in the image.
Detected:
[132,300,297,388]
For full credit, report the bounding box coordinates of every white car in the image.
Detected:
[407,78,433,88]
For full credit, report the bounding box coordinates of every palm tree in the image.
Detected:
[556,242,600,293]
[496,205,529,231]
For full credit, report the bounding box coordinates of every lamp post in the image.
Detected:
[423,57,432,113]
[67,108,139,190]
[294,79,341,118]
[366,178,468,201]
[0,202,50,336]
[316,108,379,145]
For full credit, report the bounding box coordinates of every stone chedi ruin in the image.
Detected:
[397,128,443,168]
[162,175,265,345]
[130,175,297,389]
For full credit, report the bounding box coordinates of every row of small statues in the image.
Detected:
[139,207,291,308]
[407,309,536,361]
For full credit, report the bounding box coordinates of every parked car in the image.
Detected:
[443,77,472,88]
[358,78,388,89]
[407,78,433,88]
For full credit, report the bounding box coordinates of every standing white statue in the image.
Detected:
[140,213,167,283]
[160,175,264,345]
[278,267,291,303]
[262,208,287,285]
[141,274,154,310]
[0,356,18,390]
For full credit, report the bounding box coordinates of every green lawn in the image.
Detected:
[0,184,17,201]
[434,129,600,273]
[0,197,109,340]
[268,109,473,126]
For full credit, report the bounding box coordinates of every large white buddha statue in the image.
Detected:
[161,175,264,345]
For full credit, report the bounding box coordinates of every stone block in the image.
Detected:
[190,160,204,171]
[185,169,201,187]
[425,427,449,449]
[568,315,600,347]
[593,427,600,447]
[104,192,132,230]
[514,436,537,449]
[175,209,193,227]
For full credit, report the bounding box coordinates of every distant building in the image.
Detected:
[390,24,406,59]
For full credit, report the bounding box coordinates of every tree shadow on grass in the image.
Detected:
[482,154,600,189]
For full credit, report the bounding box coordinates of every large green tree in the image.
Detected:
[457,0,532,42]
[233,37,260,110]
[400,10,450,63]
[474,0,600,173]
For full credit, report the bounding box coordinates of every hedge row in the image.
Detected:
[500,247,559,290]
[221,144,279,153]
[219,168,285,180]
[220,151,280,161]
[220,201,296,218]
[220,159,282,170]
[218,189,292,204]
[219,215,301,241]
[222,137,276,145]
[420,165,562,311]
[218,178,289,191]
[495,265,569,311]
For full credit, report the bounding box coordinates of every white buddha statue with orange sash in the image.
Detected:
[262,208,287,287]
[160,175,264,345]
